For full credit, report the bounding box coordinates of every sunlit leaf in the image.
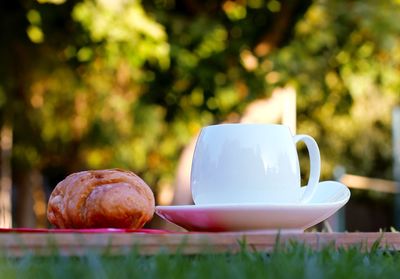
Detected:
[36,0,66,4]
[27,10,41,25]
[27,25,44,43]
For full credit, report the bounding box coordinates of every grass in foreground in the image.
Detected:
[1,241,400,279]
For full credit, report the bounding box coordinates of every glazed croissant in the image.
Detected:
[47,169,155,229]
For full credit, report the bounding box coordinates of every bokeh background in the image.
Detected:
[1,0,400,230]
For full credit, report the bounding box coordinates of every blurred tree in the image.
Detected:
[1,0,400,227]
[266,0,400,179]
[144,0,400,181]
[1,0,311,226]
[0,0,35,227]
[0,0,173,226]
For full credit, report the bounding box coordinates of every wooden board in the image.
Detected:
[0,232,399,256]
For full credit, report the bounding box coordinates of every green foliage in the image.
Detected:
[267,0,400,178]
[2,0,400,198]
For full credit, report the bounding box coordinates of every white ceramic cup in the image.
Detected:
[190,124,320,205]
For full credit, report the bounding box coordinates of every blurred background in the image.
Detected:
[1,0,400,231]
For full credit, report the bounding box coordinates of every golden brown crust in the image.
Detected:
[47,169,155,229]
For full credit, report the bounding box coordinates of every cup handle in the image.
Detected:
[293,135,321,203]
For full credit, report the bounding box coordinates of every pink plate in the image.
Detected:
[0,228,169,234]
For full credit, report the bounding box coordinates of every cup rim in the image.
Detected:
[202,123,289,129]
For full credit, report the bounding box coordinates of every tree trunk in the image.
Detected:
[0,123,13,228]
[15,169,45,228]
[254,0,304,57]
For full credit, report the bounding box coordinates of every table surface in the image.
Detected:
[0,231,399,256]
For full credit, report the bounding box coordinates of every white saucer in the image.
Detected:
[155,181,350,232]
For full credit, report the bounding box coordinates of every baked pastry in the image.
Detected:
[47,169,155,229]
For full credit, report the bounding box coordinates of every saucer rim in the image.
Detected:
[155,200,347,211]
[156,180,350,210]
